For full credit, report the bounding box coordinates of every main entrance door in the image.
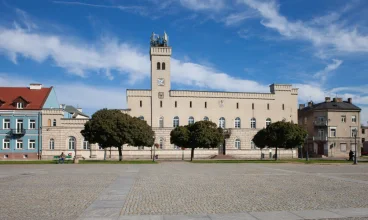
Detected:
[318,143,324,155]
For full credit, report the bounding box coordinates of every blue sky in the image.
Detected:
[0,0,368,124]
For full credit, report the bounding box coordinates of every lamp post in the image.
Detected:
[305,134,309,161]
[353,129,358,165]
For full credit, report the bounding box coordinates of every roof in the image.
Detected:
[0,87,52,110]
[300,101,361,112]
[64,105,89,118]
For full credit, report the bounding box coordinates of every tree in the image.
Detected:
[252,128,269,159]
[170,121,223,161]
[81,109,154,161]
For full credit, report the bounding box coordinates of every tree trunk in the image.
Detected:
[191,148,194,161]
[118,146,122,161]
[275,147,278,161]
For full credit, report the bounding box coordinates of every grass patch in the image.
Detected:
[79,160,157,164]
[0,160,57,164]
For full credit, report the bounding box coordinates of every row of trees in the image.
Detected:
[81,109,307,161]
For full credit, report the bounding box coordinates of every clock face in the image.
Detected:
[157,78,165,86]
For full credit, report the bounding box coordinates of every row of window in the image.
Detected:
[140,100,286,110]
[49,137,90,150]
[156,62,166,70]
[317,127,358,138]
[2,139,36,149]
[2,119,36,130]
[305,115,358,124]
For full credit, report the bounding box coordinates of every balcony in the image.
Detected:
[313,120,328,126]
[11,129,26,135]
[313,136,328,142]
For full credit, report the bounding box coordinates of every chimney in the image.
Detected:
[348,98,352,103]
[30,83,42,90]
[299,104,305,110]
[308,101,313,107]
[77,108,83,113]
[336,98,342,102]
[325,97,331,102]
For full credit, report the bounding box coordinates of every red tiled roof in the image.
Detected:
[0,87,52,110]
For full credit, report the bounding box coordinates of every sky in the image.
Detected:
[0,0,368,124]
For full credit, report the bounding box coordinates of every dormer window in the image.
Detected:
[0,100,5,107]
[17,102,24,109]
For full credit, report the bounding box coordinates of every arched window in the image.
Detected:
[235,139,241,149]
[159,137,164,149]
[83,139,90,150]
[157,62,161,70]
[162,62,166,70]
[266,118,272,127]
[250,118,256,128]
[49,138,54,150]
[219,117,225,128]
[53,119,56,127]
[235,117,241,128]
[68,136,75,150]
[138,116,144,120]
[47,119,51,127]
[173,116,179,127]
[188,116,194,125]
[159,117,164,128]
[203,116,209,121]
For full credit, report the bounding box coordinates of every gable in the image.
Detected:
[43,87,60,109]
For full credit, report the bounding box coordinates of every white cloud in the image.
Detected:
[313,59,343,83]
[180,0,225,11]
[224,11,256,26]
[240,0,368,53]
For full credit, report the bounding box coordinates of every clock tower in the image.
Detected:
[150,32,172,127]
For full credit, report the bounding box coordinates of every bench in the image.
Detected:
[53,155,73,164]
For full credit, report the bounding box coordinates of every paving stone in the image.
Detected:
[81,207,121,218]
[163,214,210,220]
[209,212,257,220]
[118,215,164,220]
[328,208,368,218]
[89,200,124,208]
[291,210,344,219]
[249,211,302,220]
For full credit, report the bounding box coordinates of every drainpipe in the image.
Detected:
[38,111,42,160]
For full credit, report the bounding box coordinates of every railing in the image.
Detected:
[313,121,328,126]
[11,129,26,135]
[313,136,328,141]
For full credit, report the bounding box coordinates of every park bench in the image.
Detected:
[53,155,73,164]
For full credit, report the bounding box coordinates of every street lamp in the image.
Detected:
[353,129,358,165]
[305,134,309,161]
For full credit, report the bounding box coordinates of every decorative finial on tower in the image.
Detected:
[150,31,169,47]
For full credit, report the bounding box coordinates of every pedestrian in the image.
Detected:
[58,152,66,164]
[349,150,354,161]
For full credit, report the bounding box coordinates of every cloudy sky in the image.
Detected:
[0,0,368,124]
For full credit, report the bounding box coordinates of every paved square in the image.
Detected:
[0,162,367,220]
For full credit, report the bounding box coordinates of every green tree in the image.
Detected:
[252,128,269,159]
[81,109,154,161]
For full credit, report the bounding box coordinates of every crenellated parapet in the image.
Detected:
[270,84,296,93]
[42,108,64,115]
[60,118,88,127]
[127,89,152,97]
[291,88,298,95]
[150,47,172,57]
[169,90,275,100]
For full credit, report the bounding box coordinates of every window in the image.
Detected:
[252,103,254,110]
[4,155,8,159]
[266,118,271,127]
[173,144,180,150]
[304,117,307,125]
[3,119,10,129]
[251,141,256,149]
[159,137,164,149]
[205,102,207,108]
[53,119,56,127]
[159,117,164,128]
[219,117,225,128]
[47,119,51,127]
[250,118,256,129]
[362,129,365,134]
[173,116,179,127]
[140,100,142,107]
[16,139,23,149]
[188,116,194,125]
[29,119,36,129]
[162,62,166,70]
[68,137,75,150]
[267,103,270,110]
[99,144,103,150]
[157,62,161,70]
[203,116,209,121]
[318,129,325,137]
[3,139,10,149]
[16,119,23,133]
[352,115,357,123]
[330,128,337,137]
[17,102,23,109]
[351,143,356,152]
[138,116,144,120]
[282,104,285,110]
[362,138,366,143]
[83,139,90,150]
[341,115,346,123]
[160,101,162,108]
[235,139,241,149]
[234,117,241,128]
[351,127,358,137]
[28,140,35,149]
[49,139,55,150]
[236,103,239,109]
[175,101,177,108]
[190,101,192,108]
[340,143,347,152]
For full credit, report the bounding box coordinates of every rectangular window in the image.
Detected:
[252,103,254,110]
[362,129,365,134]
[83,140,90,150]
[352,115,357,123]
[3,119,10,129]
[28,140,35,149]
[282,104,285,110]
[3,139,10,149]
[205,102,207,108]
[17,102,23,109]
[318,129,325,138]
[160,101,162,108]
[175,101,177,108]
[190,101,192,108]
[362,138,365,143]
[267,103,270,110]
[330,128,336,137]
[16,140,23,149]
[16,119,24,133]
[236,103,239,109]
[140,100,142,107]
[351,127,358,137]
[29,119,36,129]
[341,115,346,123]
[340,143,346,152]
[304,117,307,125]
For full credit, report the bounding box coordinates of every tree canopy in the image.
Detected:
[81,109,154,161]
[170,121,224,161]
[252,121,307,160]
